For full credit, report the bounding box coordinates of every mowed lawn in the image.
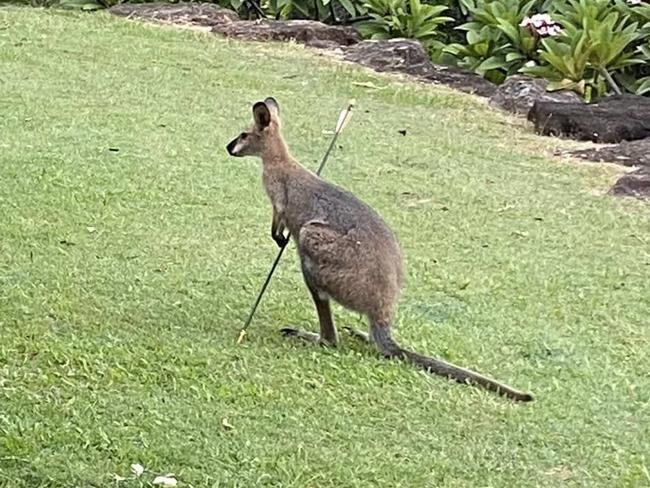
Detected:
[1,7,649,487]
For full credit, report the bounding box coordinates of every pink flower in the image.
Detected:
[520,13,562,37]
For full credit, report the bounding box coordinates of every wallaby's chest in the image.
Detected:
[262,169,288,211]
[262,166,317,237]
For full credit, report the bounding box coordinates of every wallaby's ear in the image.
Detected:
[253,101,271,129]
[264,97,280,116]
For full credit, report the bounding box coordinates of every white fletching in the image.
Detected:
[335,101,355,133]
[335,110,348,133]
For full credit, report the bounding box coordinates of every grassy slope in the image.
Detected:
[0,7,649,487]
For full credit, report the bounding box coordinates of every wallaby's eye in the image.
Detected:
[240,133,248,140]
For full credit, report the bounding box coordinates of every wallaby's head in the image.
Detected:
[226,97,282,158]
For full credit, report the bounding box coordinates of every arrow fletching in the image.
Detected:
[335,99,355,133]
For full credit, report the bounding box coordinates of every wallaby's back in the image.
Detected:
[281,163,403,319]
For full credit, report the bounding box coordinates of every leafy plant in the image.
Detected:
[357,0,452,48]
[521,0,646,100]
[442,24,509,82]
[614,0,650,94]
[520,29,592,95]
[264,0,364,22]
[442,0,541,84]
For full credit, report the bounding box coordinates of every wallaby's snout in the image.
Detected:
[226,97,282,158]
[226,137,239,156]
[226,136,242,157]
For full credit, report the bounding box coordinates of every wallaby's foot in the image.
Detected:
[280,327,337,347]
[342,326,371,343]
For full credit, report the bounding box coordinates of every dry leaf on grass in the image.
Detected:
[153,475,178,486]
[352,81,387,90]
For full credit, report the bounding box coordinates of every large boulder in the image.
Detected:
[343,39,496,97]
[212,20,361,48]
[344,39,433,75]
[489,75,582,115]
[609,168,650,199]
[109,2,239,26]
[528,94,650,143]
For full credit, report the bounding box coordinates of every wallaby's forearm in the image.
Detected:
[271,207,288,248]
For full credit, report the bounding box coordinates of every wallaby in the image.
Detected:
[226,97,533,402]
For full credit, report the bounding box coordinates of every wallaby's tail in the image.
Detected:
[371,321,533,402]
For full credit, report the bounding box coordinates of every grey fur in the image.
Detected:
[227,98,533,402]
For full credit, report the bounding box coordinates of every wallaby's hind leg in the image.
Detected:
[310,289,338,345]
[280,221,344,346]
[280,280,338,346]
[370,319,402,357]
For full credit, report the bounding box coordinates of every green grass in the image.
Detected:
[1,7,649,487]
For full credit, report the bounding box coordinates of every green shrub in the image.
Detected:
[615,0,650,95]
[520,0,647,100]
[437,0,649,98]
[263,0,364,22]
[441,0,541,83]
[357,0,452,51]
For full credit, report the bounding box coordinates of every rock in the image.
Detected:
[528,94,650,143]
[109,2,239,26]
[212,20,361,48]
[610,168,650,199]
[489,75,582,115]
[568,138,650,168]
[109,4,359,48]
[344,39,432,75]
[343,39,496,97]
[423,64,496,98]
